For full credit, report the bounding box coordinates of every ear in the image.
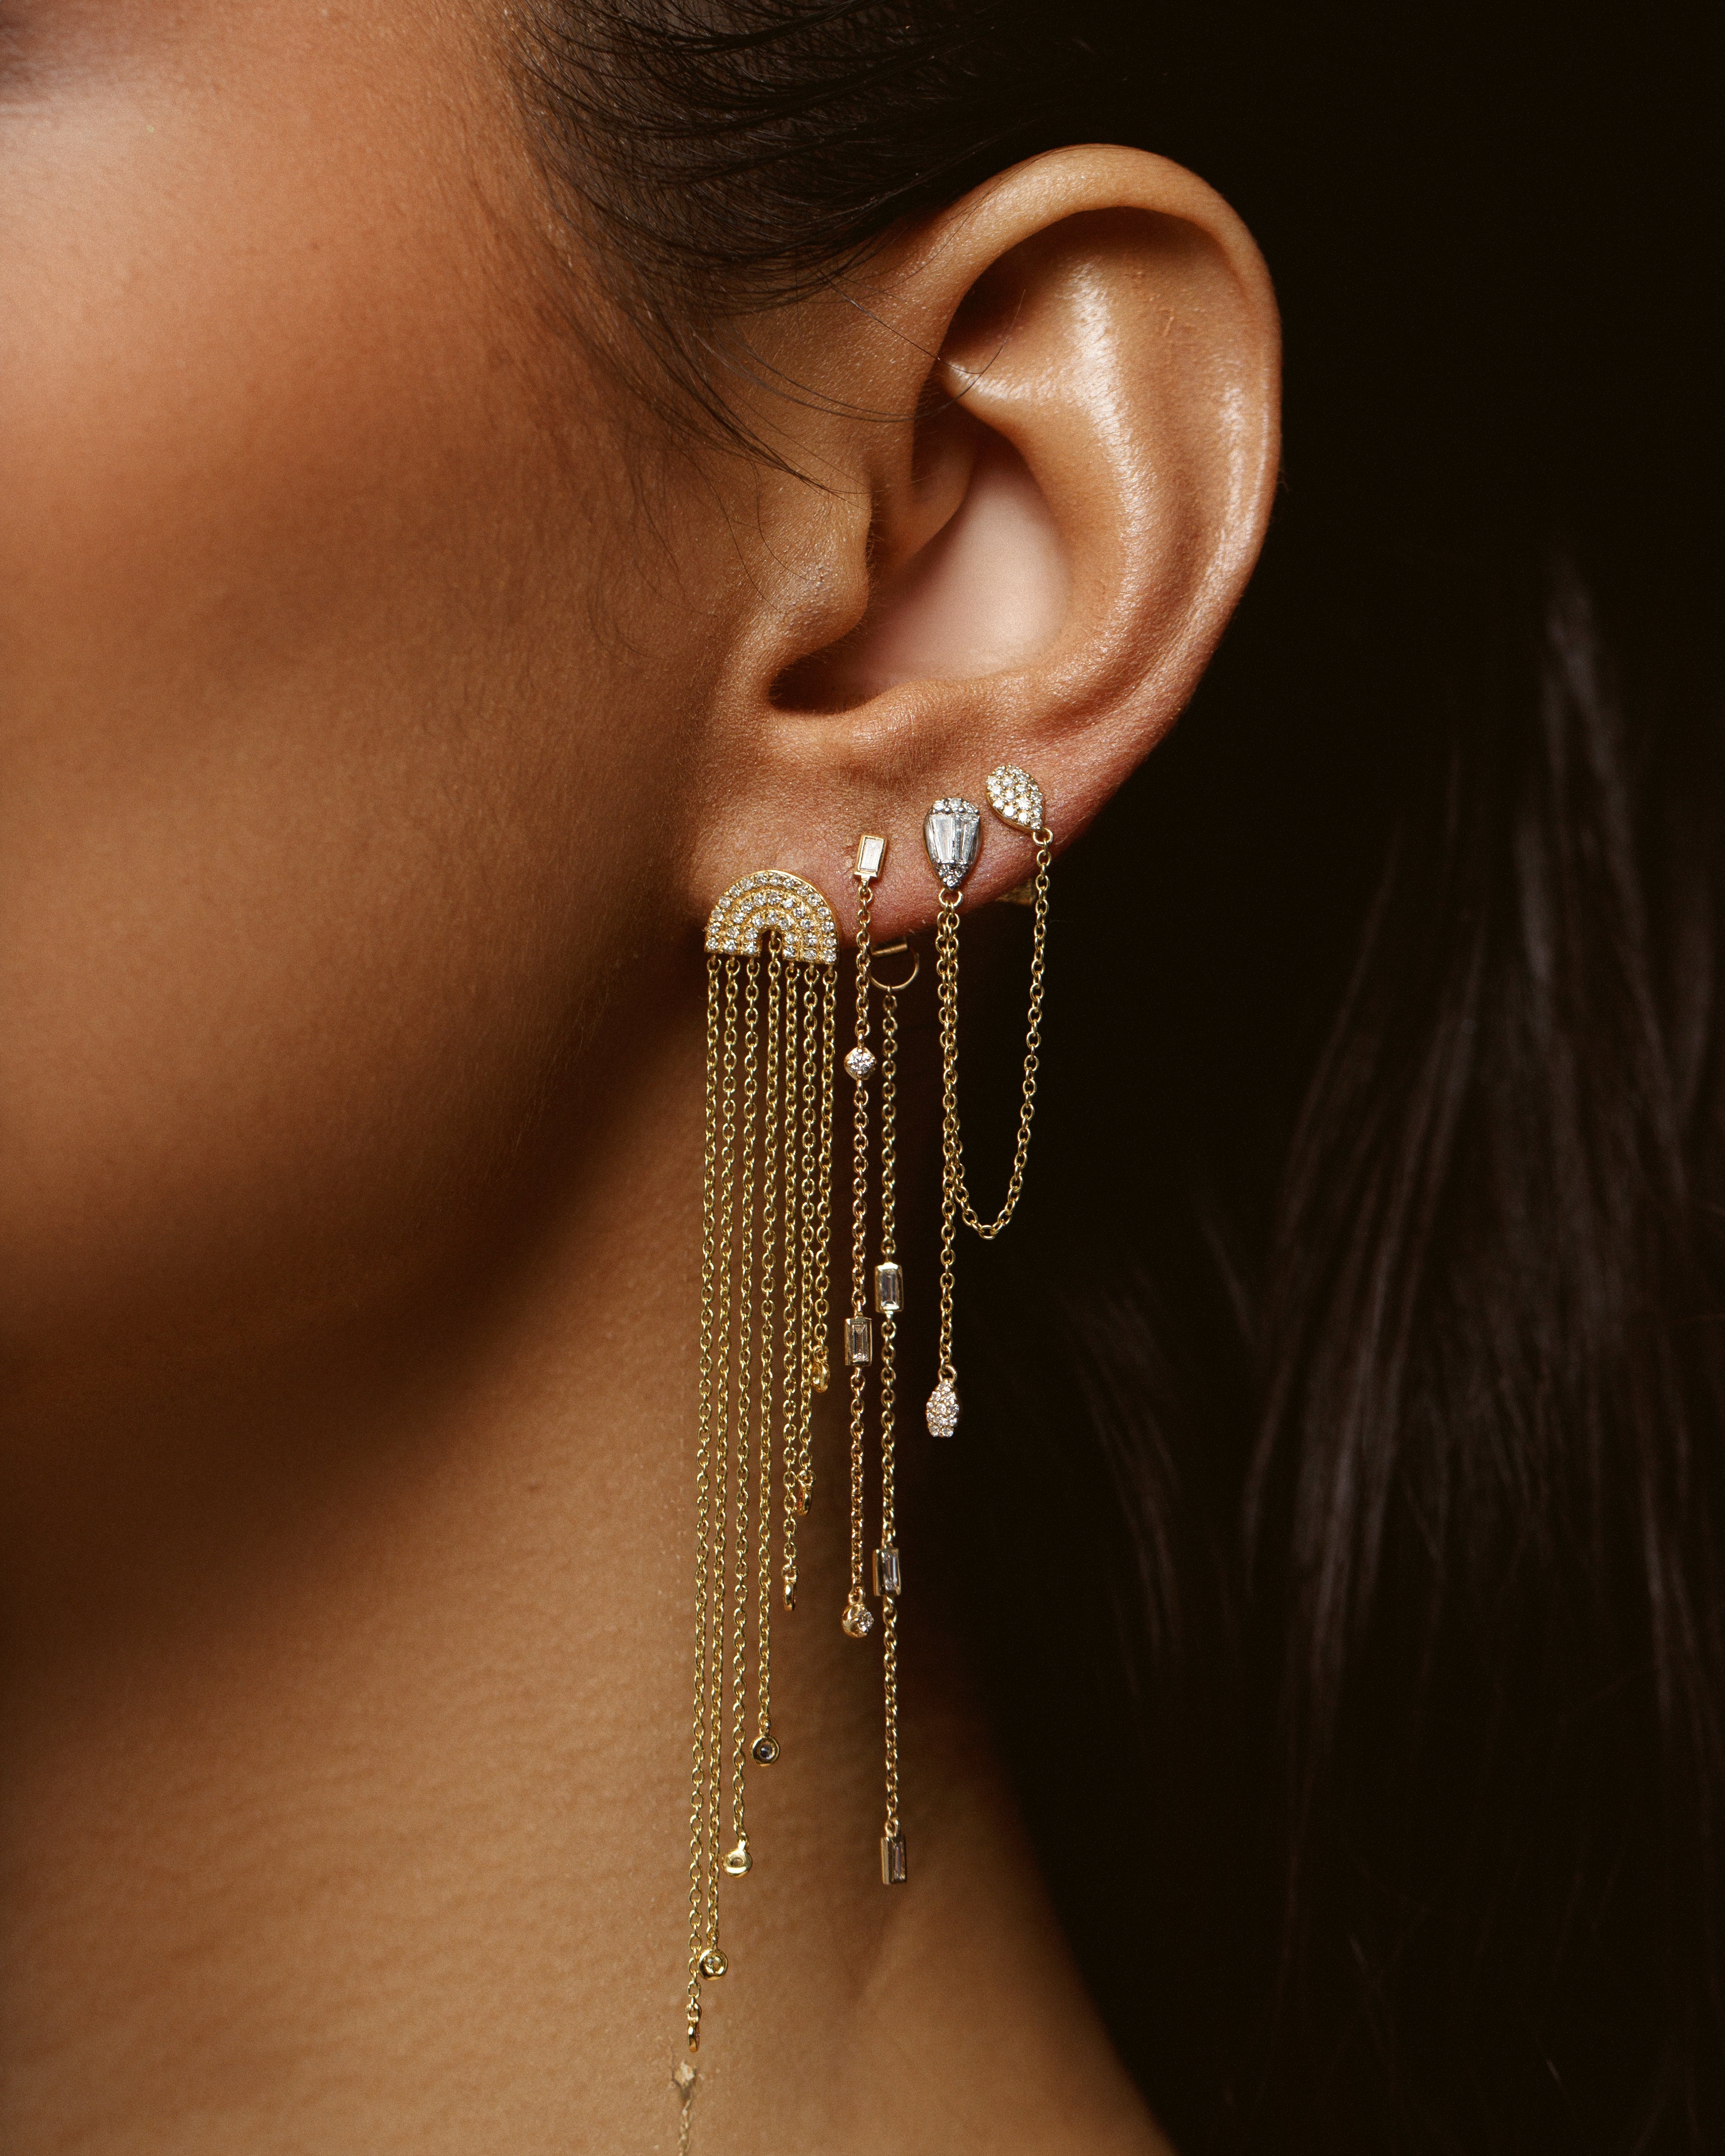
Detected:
[686,143,1280,937]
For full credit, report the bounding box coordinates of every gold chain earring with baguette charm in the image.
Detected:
[838,836,917,1886]
[923,766,1053,1444]
[681,870,838,2118]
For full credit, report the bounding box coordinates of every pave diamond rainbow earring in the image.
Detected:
[682,870,837,2096]
[923,766,1054,1443]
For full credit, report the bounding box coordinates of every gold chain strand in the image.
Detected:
[751,938,783,1784]
[805,966,837,1508]
[840,864,877,1640]
[778,967,803,1610]
[782,969,807,1591]
[942,825,1053,1242]
[690,956,740,2043]
[727,957,759,1869]
[934,888,963,1382]
[686,957,722,2045]
[876,958,907,1882]
[704,962,740,1969]
[784,969,819,1607]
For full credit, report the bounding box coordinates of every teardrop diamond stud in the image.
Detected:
[925,1379,960,1440]
[986,764,1044,833]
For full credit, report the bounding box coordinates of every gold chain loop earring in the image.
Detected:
[924,766,1054,1442]
[683,871,837,2097]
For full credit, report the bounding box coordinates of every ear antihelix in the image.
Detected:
[923,764,1055,1445]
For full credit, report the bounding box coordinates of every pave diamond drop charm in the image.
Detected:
[844,1044,876,1081]
[924,798,981,889]
[986,763,1044,832]
[925,1378,960,1439]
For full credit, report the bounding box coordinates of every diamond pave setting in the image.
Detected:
[923,798,981,889]
[986,764,1044,833]
[705,869,838,966]
[925,1379,960,1440]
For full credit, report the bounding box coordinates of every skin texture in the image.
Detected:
[0,4,1279,2150]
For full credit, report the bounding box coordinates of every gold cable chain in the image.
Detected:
[688,956,740,2046]
[933,889,964,1385]
[803,970,837,1517]
[727,958,759,1859]
[842,878,875,1636]
[752,940,783,1776]
[686,957,721,2047]
[876,969,904,1847]
[784,969,820,1605]
[940,826,1053,1243]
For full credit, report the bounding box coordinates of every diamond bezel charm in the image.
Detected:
[986,764,1044,833]
[923,798,981,889]
[841,1598,876,1638]
[925,1379,960,1439]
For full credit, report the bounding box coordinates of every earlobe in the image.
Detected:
[693,144,1280,937]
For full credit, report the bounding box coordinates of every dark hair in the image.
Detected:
[516,3,1725,2145]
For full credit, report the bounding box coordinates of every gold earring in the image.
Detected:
[871,928,916,1888]
[840,836,918,1886]
[841,836,885,1643]
[923,766,1053,1443]
[683,871,838,2091]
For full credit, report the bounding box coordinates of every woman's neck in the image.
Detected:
[0,994,1164,2156]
